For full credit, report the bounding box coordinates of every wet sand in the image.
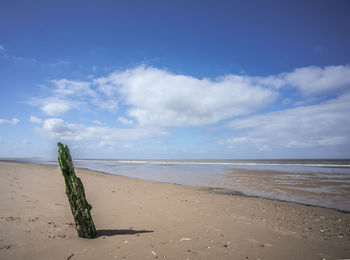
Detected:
[0,161,349,259]
[221,168,350,211]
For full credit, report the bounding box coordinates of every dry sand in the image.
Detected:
[0,161,349,260]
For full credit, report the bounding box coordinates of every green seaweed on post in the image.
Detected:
[57,142,97,239]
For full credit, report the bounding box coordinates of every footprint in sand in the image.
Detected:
[0,244,13,250]
[1,216,20,221]
[27,217,39,222]
[48,221,57,227]
[247,238,272,248]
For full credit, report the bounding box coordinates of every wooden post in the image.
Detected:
[57,142,97,238]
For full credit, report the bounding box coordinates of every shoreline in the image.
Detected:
[1,161,350,259]
[79,165,350,214]
[2,159,350,213]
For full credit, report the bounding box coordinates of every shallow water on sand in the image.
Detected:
[13,158,350,211]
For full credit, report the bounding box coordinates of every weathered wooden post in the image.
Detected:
[57,142,97,238]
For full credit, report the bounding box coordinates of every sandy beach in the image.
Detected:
[0,161,349,260]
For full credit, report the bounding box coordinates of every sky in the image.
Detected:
[0,0,350,159]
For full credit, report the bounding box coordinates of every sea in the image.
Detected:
[10,158,350,212]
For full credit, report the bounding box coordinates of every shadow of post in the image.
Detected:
[97,229,154,237]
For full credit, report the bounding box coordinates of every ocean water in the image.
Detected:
[12,158,350,211]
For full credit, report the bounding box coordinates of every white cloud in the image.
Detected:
[51,79,94,97]
[92,97,118,111]
[29,77,119,114]
[29,115,42,124]
[252,75,285,89]
[28,64,350,151]
[28,95,82,117]
[29,65,350,127]
[254,65,350,96]
[95,83,117,97]
[96,66,277,127]
[0,118,19,125]
[117,117,134,126]
[284,65,350,95]
[40,99,73,116]
[35,118,168,141]
[0,45,4,52]
[92,77,120,111]
[28,79,96,116]
[222,93,350,149]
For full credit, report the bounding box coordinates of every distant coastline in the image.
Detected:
[3,157,350,167]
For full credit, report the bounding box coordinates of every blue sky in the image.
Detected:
[1,0,350,159]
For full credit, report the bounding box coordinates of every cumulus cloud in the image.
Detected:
[93,65,349,127]
[40,98,74,116]
[28,64,350,151]
[28,77,120,115]
[284,65,350,95]
[95,66,277,127]
[254,65,350,96]
[0,118,19,125]
[28,79,95,116]
[30,64,350,126]
[221,93,350,149]
[35,118,168,141]
[28,95,85,117]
